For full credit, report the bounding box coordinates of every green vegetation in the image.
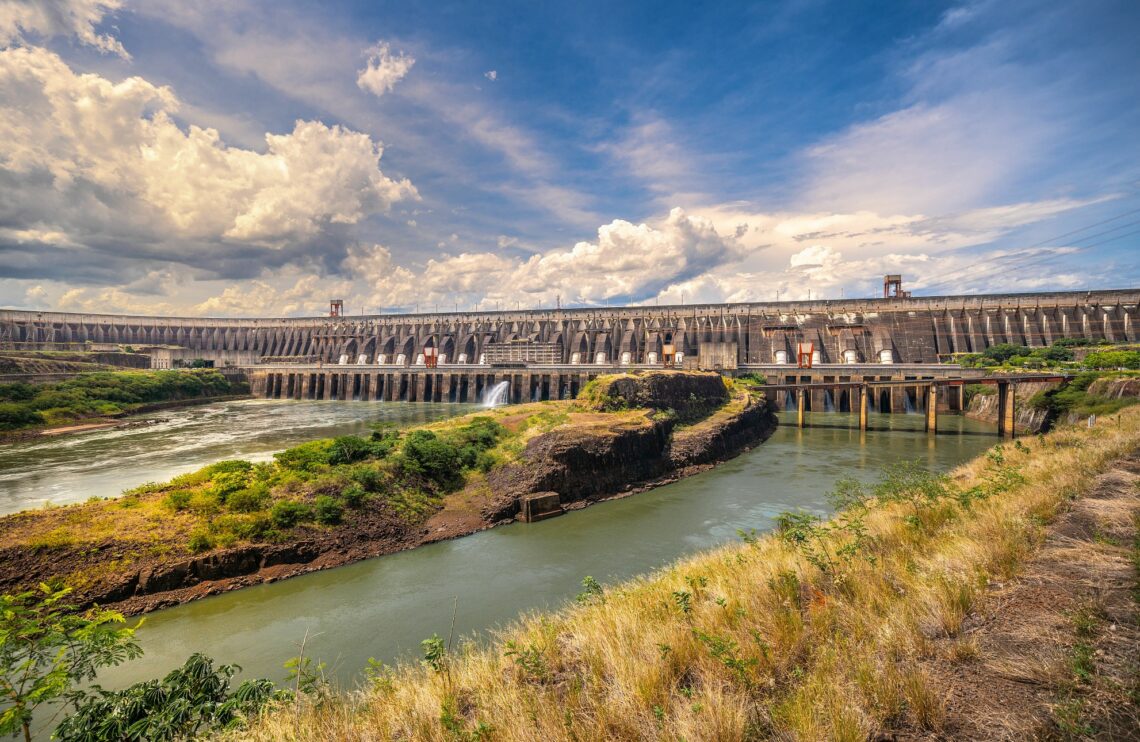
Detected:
[56,653,287,742]
[1027,371,1139,419]
[232,406,1140,741]
[0,372,743,605]
[0,585,285,741]
[0,586,142,742]
[114,416,506,552]
[951,338,1139,371]
[0,370,247,431]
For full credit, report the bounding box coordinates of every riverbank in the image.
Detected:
[233,405,1140,740]
[0,372,777,616]
[1,394,253,442]
[0,369,249,440]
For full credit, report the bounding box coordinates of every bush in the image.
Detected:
[0,382,36,402]
[226,484,269,513]
[56,653,286,741]
[1031,345,1074,362]
[270,500,312,528]
[347,464,384,492]
[1082,350,1140,370]
[341,484,368,508]
[313,496,344,525]
[982,343,1029,363]
[0,402,42,430]
[164,490,193,511]
[327,436,372,465]
[273,440,336,472]
[210,471,249,503]
[399,430,463,489]
[188,529,214,553]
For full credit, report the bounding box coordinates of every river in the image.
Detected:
[43,406,995,694]
[2,401,997,700]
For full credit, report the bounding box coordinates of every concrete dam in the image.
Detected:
[2,289,1137,408]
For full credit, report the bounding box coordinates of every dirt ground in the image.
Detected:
[904,452,1140,740]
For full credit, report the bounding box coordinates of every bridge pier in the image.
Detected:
[858,385,869,431]
[997,381,1016,438]
[796,388,806,428]
[925,383,938,433]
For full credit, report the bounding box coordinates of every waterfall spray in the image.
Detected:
[482,381,510,408]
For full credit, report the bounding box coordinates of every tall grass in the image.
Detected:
[234,408,1140,741]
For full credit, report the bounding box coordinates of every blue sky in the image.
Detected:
[0,0,1137,315]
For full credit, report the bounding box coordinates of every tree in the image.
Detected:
[0,586,141,742]
[55,653,287,741]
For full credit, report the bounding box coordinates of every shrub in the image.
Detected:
[327,436,372,465]
[341,484,368,509]
[1031,345,1074,362]
[1082,350,1140,370]
[273,440,336,472]
[347,464,384,492]
[56,653,286,741]
[313,496,344,525]
[187,491,222,516]
[188,529,214,553]
[164,490,193,511]
[226,484,269,513]
[399,430,463,489]
[982,343,1029,363]
[0,382,36,402]
[203,460,254,477]
[210,471,249,503]
[270,500,312,529]
[0,402,41,430]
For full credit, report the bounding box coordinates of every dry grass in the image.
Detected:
[232,407,1140,742]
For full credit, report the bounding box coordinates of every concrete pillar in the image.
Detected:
[997,381,1016,438]
[796,387,806,428]
[925,384,938,434]
[859,385,869,431]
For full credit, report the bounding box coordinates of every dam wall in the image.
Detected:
[1,289,1136,368]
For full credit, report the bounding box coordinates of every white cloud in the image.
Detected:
[483,70,496,81]
[0,0,129,58]
[356,41,415,97]
[0,46,417,251]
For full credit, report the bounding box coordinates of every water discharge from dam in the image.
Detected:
[42,404,997,693]
[481,380,511,408]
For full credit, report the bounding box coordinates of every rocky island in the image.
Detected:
[0,372,777,615]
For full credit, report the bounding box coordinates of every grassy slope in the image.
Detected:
[235,408,1140,741]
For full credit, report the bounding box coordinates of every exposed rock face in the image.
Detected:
[485,373,778,521]
[589,373,729,421]
[966,381,1059,433]
[1088,377,1140,400]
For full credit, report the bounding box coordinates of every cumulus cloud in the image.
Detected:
[0,0,128,58]
[0,45,417,281]
[356,41,414,97]
[483,70,496,81]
